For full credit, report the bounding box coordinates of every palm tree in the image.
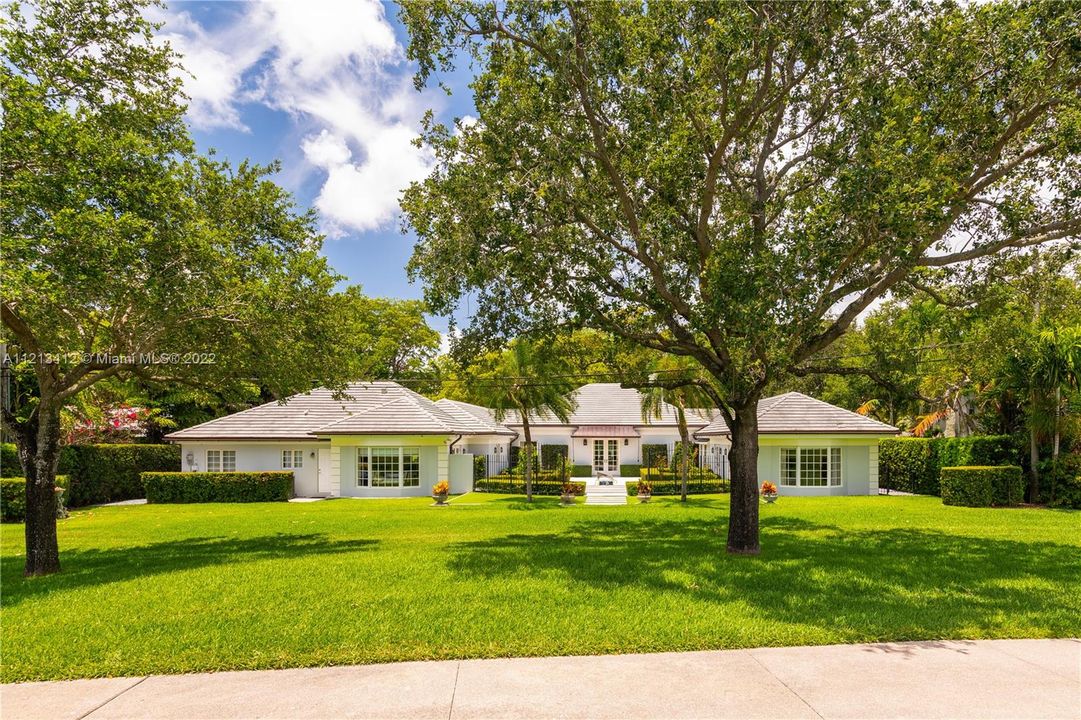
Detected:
[1033,327,1081,500]
[638,361,713,502]
[469,339,576,501]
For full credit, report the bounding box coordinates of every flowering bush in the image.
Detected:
[432,480,449,495]
[761,481,778,495]
[637,479,653,495]
[560,481,583,496]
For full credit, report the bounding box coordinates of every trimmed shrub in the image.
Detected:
[571,464,593,478]
[627,479,728,496]
[941,466,1022,508]
[143,471,293,503]
[880,436,1019,496]
[619,463,641,477]
[1051,475,1081,510]
[642,444,668,469]
[540,444,568,470]
[641,467,721,482]
[472,454,488,481]
[2,476,70,522]
[61,444,180,506]
[1,443,20,477]
[474,478,586,496]
[489,468,566,483]
[1,478,26,521]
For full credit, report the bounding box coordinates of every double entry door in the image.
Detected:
[592,439,619,474]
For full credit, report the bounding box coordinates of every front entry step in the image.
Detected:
[584,481,628,506]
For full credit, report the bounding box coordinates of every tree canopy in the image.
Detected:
[400,0,1081,553]
[0,0,391,574]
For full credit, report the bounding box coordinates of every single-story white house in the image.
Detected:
[165,382,897,497]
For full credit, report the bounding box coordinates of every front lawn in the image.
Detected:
[2,494,1078,682]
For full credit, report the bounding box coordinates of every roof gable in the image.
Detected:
[165,382,507,440]
[504,383,713,427]
[696,392,898,436]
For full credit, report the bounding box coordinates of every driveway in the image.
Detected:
[2,639,1078,719]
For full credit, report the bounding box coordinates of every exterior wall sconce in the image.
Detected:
[582,439,587,446]
[624,438,629,446]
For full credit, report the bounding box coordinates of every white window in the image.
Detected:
[780,448,842,487]
[357,447,421,488]
[207,450,236,473]
[281,450,304,469]
[781,448,797,486]
[357,449,369,487]
[402,448,420,487]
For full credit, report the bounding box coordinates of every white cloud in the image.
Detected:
[155,0,439,234]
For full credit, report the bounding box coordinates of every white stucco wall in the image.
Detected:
[754,435,889,496]
[332,434,451,498]
[177,440,328,497]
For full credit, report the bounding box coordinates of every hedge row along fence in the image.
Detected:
[142,471,294,503]
[879,436,1018,495]
[1,476,69,522]
[1,442,180,506]
[628,479,729,496]
[940,466,1022,508]
[473,479,586,496]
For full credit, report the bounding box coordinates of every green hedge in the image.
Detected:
[1,443,20,477]
[1051,475,1081,510]
[940,466,1022,508]
[641,468,722,482]
[474,478,586,496]
[60,444,180,506]
[540,444,568,469]
[571,464,593,478]
[642,444,668,469]
[2,476,69,522]
[142,471,293,503]
[628,479,729,496]
[880,436,1018,495]
[619,464,641,477]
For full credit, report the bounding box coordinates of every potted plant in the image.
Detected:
[761,481,778,504]
[560,481,577,505]
[637,479,653,503]
[432,480,450,505]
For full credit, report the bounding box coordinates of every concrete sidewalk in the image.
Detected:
[3,639,1078,719]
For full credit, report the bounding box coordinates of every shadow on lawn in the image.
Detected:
[447,515,1081,638]
[1,533,379,605]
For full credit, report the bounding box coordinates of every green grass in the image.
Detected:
[2,494,1079,682]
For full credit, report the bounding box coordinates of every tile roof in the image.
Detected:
[572,425,641,437]
[695,392,899,436]
[503,383,714,427]
[165,382,501,440]
[433,399,517,436]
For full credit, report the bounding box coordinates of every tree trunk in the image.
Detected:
[676,405,689,503]
[522,416,533,502]
[1050,386,1061,502]
[726,398,760,555]
[15,404,62,576]
[1027,414,1040,504]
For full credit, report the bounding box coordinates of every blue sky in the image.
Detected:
[153,1,476,333]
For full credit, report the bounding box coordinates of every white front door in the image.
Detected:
[592,439,619,473]
[317,447,332,494]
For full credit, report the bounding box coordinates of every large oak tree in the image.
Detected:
[400,1,1081,553]
[1,0,354,575]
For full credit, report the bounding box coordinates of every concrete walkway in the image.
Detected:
[3,639,1078,719]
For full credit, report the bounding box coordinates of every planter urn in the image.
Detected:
[762,493,777,504]
[433,493,449,505]
[560,493,575,505]
[637,493,652,503]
